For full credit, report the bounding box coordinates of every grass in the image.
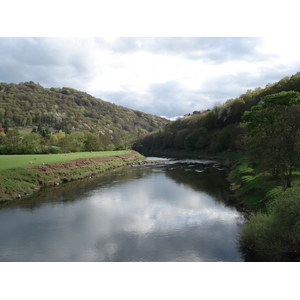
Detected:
[229,159,300,211]
[0,150,131,170]
[0,150,145,201]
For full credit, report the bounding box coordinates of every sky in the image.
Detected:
[1,36,299,120]
[1,1,299,120]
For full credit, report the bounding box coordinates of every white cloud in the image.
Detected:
[0,37,300,118]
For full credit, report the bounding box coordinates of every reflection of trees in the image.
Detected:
[0,162,234,212]
[164,163,231,204]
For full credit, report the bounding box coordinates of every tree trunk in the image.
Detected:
[286,165,293,188]
[281,165,286,191]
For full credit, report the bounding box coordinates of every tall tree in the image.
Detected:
[3,129,21,154]
[242,91,300,190]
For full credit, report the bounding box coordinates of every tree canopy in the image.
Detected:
[242,91,300,190]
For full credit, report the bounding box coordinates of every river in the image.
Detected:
[0,157,245,262]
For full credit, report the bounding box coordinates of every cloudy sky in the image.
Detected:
[1,36,299,119]
[1,2,299,120]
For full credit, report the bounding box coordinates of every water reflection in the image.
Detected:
[0,159,244,262]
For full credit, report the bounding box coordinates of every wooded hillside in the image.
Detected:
[0,81,168,138]
[134,72,300,155]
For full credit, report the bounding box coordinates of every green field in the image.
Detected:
[0,151,131,170]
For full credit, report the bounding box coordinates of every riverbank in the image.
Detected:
[226,153,300,261]
[139,148,297,211]
[0,151,148,202]
[140,148,240,163]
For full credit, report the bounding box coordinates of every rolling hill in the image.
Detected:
[0,81,168,140]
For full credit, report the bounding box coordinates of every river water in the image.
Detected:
[0,158,245,262]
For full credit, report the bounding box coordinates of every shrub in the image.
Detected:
[47,146,61,154]
[240,187,300,261]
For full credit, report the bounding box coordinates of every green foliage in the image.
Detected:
[135,72,300,156]
[241,187,300,261]
[84,132,104,151]
[0,81,168,150]
[115,131,134,151]
[21,132,44,153]
[63,131,87,152]
[228,156,283,210]
[174,129,189,149]
[184,133,197,150]
[263,90,300,107]
[194,128,209,150]
[242,91,300,190]
[2,129,21,154]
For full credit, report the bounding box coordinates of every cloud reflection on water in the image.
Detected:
[0,161,244,262]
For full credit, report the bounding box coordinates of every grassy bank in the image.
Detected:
[142,148,287,211]
[227,156,284,212]
[228,155,300,209]
[227,154,300,261]
[0,151,130,170]
[0,150,146,202]
[240,185,300,261]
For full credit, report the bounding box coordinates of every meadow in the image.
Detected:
[0,150,145,202]
[0,151,130,170]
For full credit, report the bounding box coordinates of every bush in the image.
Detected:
[240,187,300,261]
[47,146,61,154]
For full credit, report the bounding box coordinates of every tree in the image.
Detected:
[242,91,300,190]
[195,128,209,150]
[58,131,87,153]
[3,129,21,154]
[184,133,197,150]
[0,108,5,124]
[84,132,104,151]
[0,132,5,146]
[21,133,44,153]
[3,119,9,134]
[49,134,58,146]
[57,130,66,140]
[116,131,133,150]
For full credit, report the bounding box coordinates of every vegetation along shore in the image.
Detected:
[0,150,149,202]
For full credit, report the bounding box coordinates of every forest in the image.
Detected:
[0,81,168,153]
[134,72,300,155]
